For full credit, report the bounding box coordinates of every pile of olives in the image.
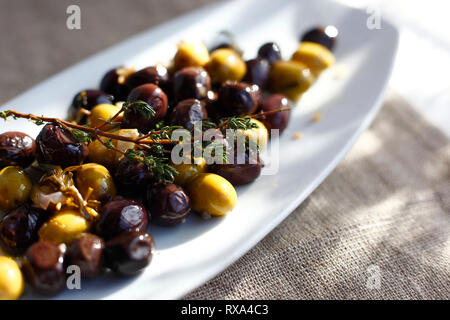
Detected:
[0,25,337,299]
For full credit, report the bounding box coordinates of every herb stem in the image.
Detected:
[1,110,172,146]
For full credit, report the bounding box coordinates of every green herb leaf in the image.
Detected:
[105,139,115,150]
[125,149,178,182]
[0,110,10,120]
[199,118,217,130]
[148,125,182,141]
[221,116,258,130]
[33,118,45,126]
[71,129,93,143]
[123,100,156,120]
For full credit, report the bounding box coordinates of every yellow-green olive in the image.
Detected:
[206,48,247,84]
[171,156,207,187]
[38,208,91,244]
[88,103,123,130]
[186,173,237,217]
[0,166,32,212]
[291,41,335,76]
[88,129,139,169]
[270,60,315,101]
[237,119,269,151]
[0,256,24,300]
[174,41,210,70]
[75,163,116,202]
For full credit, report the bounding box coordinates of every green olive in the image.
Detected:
[170,156,207,187]
[186,173,237,217]
[206,48,247,84]
[270,60,315,101]
[88,129,139,169]
[88,104,123,130]
[38,208,91,244]
[75,163,116,202]
[237,119,268,151]
[0,256,24,300]
[291,41,335,76]
[0,166,32,212]
[174,41,210,70]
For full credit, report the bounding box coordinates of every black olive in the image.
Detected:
[208,32,242,55]
[218,81,261,116]
[100,67,132,102]
[35,124,88,167]
[96,199,148,240]
[301,25,338,51]
[169,99,208,129]
[121,84,168,133]
[22,241,66,296]
[210,43,233,52]
[115,153,156,193]
[145,183,191,226]
[242,58,270,90]
[259,94,291,135]
[104,231,154,276]
[0,204,48,255]
[204,99,226,122]
[209,148,262,186]
[125,65,169,92]
[0,131,36,169]
[66,233,104,278]
[257,42,282,65]
[173,67,211,103]
[69,89,113,123]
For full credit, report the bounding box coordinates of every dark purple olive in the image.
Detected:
[169,99,208,129]
[69,89,113,123]
[125,65,169,92]
[100,67,133,102]
[35,124,88,167]
[0,131,36,169]
[209,148,262,185]
[0,204,47,255]
[158,76,174,104]
[204,99,225,122]
[122,84,168,133]
[259,94,291,135]
[115,154,156,193]
[208,32,242,55]
[210,43,233,52]
[145,183,191,226]
[218,81,261,116]
[66,233,104,278]
[96,199,148,240]
[301,25,338,51]
[173,67,211,102]
[242,58,270,90]
[104,231,154,276]
[22,241,66,296]
[257,42,282,65]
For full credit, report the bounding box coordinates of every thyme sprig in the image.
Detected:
[0,106,290,177]
[219,116,259,131]
[126,149,178,183]
[71,128,93,143]
[122,100,156,119]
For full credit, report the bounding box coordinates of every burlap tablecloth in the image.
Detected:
[1,0,449,300]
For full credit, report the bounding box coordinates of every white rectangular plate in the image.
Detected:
[1,0,398,299]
